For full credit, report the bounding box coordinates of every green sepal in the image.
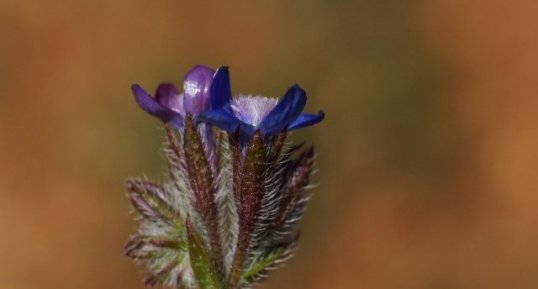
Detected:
[186,218,221,289]
[240,249,282,283]
[126,179,181,227]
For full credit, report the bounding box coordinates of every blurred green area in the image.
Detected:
[1,0,538,289]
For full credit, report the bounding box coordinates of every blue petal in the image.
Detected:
[198,106,241,133]
[132,84,183,127]
[239,122,256,137]
[288,111,325,130]
[210,66,232,110]
[259,84,307,135]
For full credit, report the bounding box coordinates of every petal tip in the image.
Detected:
[210,66,232,110]
[131,83,143,94]
[185,65,215,78]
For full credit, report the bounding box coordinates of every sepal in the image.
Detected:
[186,218,221,289]
[274,145,315,227]
[240,248,284,284]
[183,114,223,272]
[126,179,179,224]
[229,132,266,287]
[124,235,185,260]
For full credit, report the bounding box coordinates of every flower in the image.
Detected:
[199,67,325,137]
[125,64,324,289]
[132,65,215,127]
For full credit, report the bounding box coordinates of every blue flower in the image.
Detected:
[199,67,325,137]
[132,65,215,128]
[126,65,324,288]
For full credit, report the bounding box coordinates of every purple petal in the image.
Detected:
[183,65,214,116]
[132,84,183,127]
[288,111,325,130]
[210,66,232,110]
[198,106,241,133]
[155,83,183,114]
[259,84,307,135]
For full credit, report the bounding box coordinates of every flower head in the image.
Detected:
[125,64,324,289]
[199,67,324,137]
[132,65,215,127]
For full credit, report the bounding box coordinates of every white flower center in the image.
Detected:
[184,80,202,97]
[231,96,279,127]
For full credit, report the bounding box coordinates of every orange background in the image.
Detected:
[1,1,538,288]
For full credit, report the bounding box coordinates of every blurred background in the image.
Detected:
[1,0,538,288]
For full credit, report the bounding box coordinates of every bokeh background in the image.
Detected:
[1,0,538,288]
